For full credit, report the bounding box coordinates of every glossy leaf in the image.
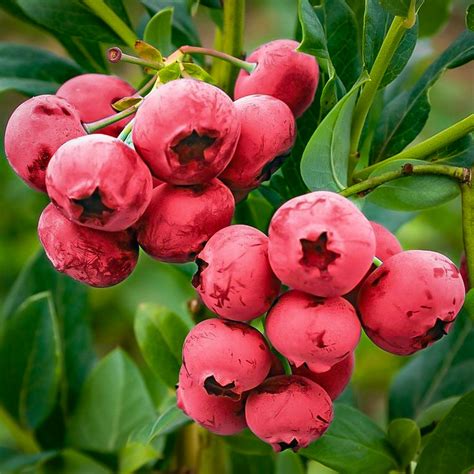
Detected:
[50,450,112,474]
[301,75,368,192]
[135,303,190,388]
[416,391,474,473]
[387,418,420,468]
[158,62,182,83]
[363,0,418,88]
[3,250,95,406]
[300,404,399,474]
[119,442,160,474]
[130,402,190,444]
[141,0,200,47]
[0,293,61,429]
[144,7,174,55]
[379,0,424,18]
[362,200,416,232]
[16,0,123,43]
[389,291,474,420]
[370,30,474,162]
[0,42,82,96]
[424,134,474,168]
[416,396,460,432]
[224,429,274,456]
[468,4,474,31]
[67,349,156,453]
[135,40,163,63]
[276,450,305,474]
[418,0,453,37]
[182,62,216,83]
[0,449,57,472]
[367,159,460,211]
[323,0,362,89]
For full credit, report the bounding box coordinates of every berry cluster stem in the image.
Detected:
[349,14,411,180]
[354,114,474,180]
[179,46,255,75]
[461,177,474,290]
[83,104,140,134]
[82,0,137,48]
[340,164,470,198]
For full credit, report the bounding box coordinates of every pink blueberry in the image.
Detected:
[56,73,135,137]
[4,95,86,192]
[268,191,376,297]
[133,79,241,185]
[292,353,354,400]
[265,290,361,373]
[136,180,235,263]
[181,318,272,399]
[46,134,153,232]
[234,39,319,118]
[38,204,138,287]
[220,95,296,193]
[192,225,281,321]
[245,375,333,452]
[358,250,465,355]
[177,367,247,436]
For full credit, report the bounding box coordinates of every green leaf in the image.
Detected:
[231,452,275,474]
[16,0,124,43]
[300,404,398,474]
[134,303,190,388]
[144,7,174,55]
[362,200,416,232]
[418,0,453,37]
[130,403,190,444]
[468,4,474,31]
[389,290,474,420]
[276,450,305,474]
[0,448,57,472]
[158,62,182,83]
[141,0,201,47]
[424,134,474,168]
[67,349,156,453]
[50,449,112,474]
[363,0,418,88]
[3,250,95,406]
[181,62,216,83]
[366,159,460,211]
[416,396,461,432]
[234,192,274,232]
[119,442,160,474]
[323,0,362,89]
[301,74,368,192]
[416,391,474,474]
[387,418,420,468]
[379,0,424,18]
[0,42,82,96]
[297,0,346,117]
[370,30,474,163]
[223,429,274,456]
[135,40,163,64]
[0,293,61,429]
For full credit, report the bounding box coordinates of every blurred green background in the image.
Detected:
[0,0,472,425]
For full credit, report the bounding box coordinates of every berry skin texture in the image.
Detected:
[192,225,281,321]
[358,250,466,355]
[136,180,235,263]
[177,367,246,436]
[182,318,272,399]
[56,74,135,137]
[4,95,85,192]
[46,134,153,232]
[265,290,361,373]
[234,39,319,118]
[292,353,354,400]
[133,79,241,185]
[38,204,138,287]
[220,95,296,193]
[245,375,333,452]
[268,191,376,297]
